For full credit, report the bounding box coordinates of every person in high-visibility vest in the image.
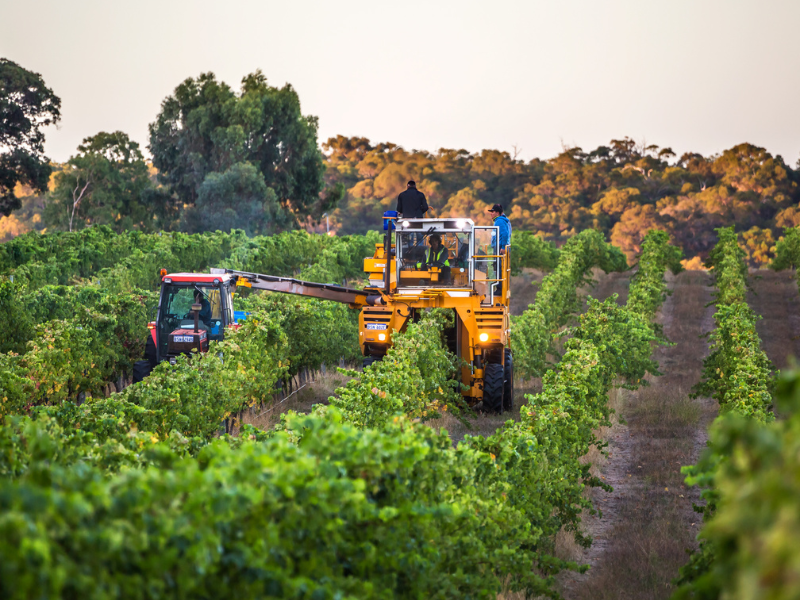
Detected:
[416,234,451,282]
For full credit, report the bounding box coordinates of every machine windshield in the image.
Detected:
[394,220,500,302]
[396,229,472,288]
[157,284,230,357]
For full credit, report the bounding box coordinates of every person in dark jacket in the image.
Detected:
[396,181,428,218]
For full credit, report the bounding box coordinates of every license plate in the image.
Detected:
[365,323,388,331]
[174,335,195,343]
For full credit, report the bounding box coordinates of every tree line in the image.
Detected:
[3,57,799,265]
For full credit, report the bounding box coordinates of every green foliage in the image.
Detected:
[691,302,774,420]
[509,231,559,275]
[117,313,289,439]
[0,58,61,215]
[0,407,563,600]
[573,295,660,389]
[236,293,361,379]
[0,410,198,478]
[0,354,34,417]
[672,369,800,600]
[771,226,800,271]
[692,228,774,417]
[461,235,676,585]
[44,131,153,233]
[0,226,682,599]
[626,229,683,322]
[691,368,800,598]
[149,70,327,230]
[329,311,464,428]
[0,277,33,353]
[183,162,288,235]
[513,229,627,379]
[1,290,154,413]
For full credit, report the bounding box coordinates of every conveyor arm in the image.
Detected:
[224,269,383,308]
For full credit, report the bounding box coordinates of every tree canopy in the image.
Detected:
[0,58,61,216]
[322,137,800,265]
[44,131,152,233]
[148,70,328,232]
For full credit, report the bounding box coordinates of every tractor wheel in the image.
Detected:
[145,335,158,369]
[503,348,514,411]
[363,355,382,370]
[132,360,152,384]
[482,362,505,413]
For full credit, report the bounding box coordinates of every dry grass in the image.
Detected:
[583,268,631,305]
[239,369,354,431]
[747,269,800,370]
[566,386,708,600]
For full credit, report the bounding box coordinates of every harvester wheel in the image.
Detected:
[363,355,382,370]
[483,362,505,413]
[503,348,514,411]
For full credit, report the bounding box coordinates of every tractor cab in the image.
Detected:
[149,272,235,364]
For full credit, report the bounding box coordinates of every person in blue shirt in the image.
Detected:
[487,204,511,302]
[488,204,511,253]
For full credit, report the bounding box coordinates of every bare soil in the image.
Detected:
[510,269,546,315]
[746,269,800,370]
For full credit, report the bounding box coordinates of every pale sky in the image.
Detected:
[3,0,800,164]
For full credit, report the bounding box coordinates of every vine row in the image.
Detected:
[0,228,678,599]
[513,228,628,379]
[674,226,776,598]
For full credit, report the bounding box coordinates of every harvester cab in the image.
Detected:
[357,215,513,412]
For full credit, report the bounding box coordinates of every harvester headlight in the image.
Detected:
[402,220,411,228]
[479,333,489,342]
[378,333,386,341]
[456,219,467,229]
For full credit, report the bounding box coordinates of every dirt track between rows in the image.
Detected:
[746,269,800,371]
[559,270,718,600]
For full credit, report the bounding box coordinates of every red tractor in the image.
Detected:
[133,268,370,382]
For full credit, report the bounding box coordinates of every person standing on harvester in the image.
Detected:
[397,180,428,246]
[488,204,511,300]
[396,180,428,218]
[487,204,511,253]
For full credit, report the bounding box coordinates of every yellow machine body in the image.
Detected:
[358,217,511,403]
[225,217,512,407]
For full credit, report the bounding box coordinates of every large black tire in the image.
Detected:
[482,362,505,413]
[145,335,158,369]
[363,355,382,370]
[503,348,514,411]
[132,359,152,384]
